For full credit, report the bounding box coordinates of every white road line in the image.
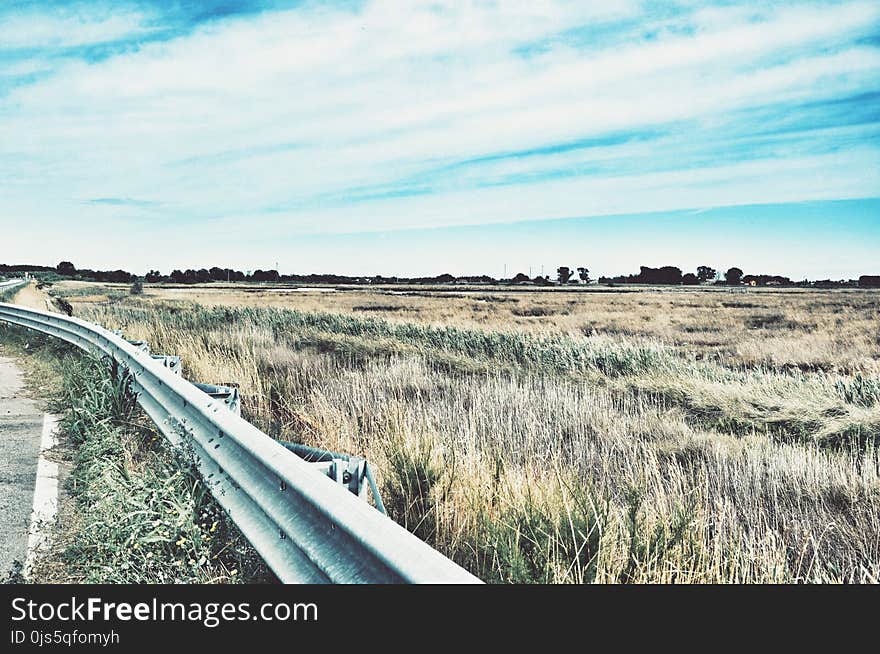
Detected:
[24,413,60,580]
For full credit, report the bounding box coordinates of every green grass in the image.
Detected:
[85,302,675,376]
[50,285,128,300]
[52,355,273,583]
[0,284,22,302]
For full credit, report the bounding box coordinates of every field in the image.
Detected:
[49,281,880,583]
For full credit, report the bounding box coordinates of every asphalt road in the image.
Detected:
[0,355,43,578]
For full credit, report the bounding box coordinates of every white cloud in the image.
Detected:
[0,0,878,272]
[0,6,152,49]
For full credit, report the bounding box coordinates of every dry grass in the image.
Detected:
[53,282,880,583]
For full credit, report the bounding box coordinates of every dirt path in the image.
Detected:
[11,282,54,312]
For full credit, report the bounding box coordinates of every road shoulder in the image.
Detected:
[0,331,72,583]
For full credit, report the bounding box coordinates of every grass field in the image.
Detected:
[49,281,880,583]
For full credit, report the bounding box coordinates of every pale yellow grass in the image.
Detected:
[69,292,880,584]
[53,280,880,375]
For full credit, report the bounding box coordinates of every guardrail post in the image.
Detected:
[280,442,385,512]
[193,382,241,415]
[151,355,182,375]
[126,339,150,353]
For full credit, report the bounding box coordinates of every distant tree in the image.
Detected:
[169,269,185,283]
[251,269,280,283]
[557,266,574,284]
[56,261,76,276]
[725,267,744,285]
[632,266,682,285]
[145,270,163,283]
[108,269,134,283]
[577,267,591,283]
[859,275,880,288]
[682,273,699,285]
[511,272,531,283]
[811,279,851,288]
[211,268,247,282]
[696,266,717,283]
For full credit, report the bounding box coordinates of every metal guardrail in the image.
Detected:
[0,285,480,584]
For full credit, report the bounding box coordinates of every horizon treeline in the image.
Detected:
[1,261,879,289]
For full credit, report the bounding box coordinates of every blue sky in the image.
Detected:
[0,0,878,278]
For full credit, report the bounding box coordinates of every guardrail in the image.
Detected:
[0,284,480,584]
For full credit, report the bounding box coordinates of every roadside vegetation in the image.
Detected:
[0,283,22,302]
[0,322,270,583]
[56,287,880,584]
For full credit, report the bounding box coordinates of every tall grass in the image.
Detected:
[67,281,878,376]
[82,302,880,447]
[68,298,880,583]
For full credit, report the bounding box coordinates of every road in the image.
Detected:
[0,355,44,578]
[9,281,52,311]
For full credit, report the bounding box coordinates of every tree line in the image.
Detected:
[1,261,878,289]
[1,262,136,283]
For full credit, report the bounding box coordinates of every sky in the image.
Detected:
[0,0,878,278]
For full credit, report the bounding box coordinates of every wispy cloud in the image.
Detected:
[84,196,160,207]
[0,1,877,272]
